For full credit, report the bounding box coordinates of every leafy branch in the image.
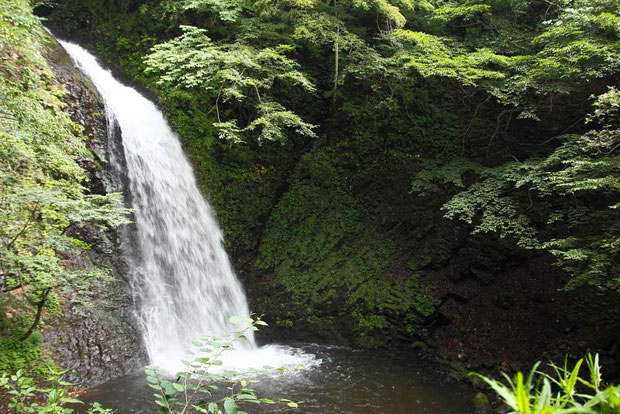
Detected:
[146,315,302,414]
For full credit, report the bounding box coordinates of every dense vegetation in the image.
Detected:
[42,0,619,350]
[0,0,128,378]
[143,0,620,293]
[0,0,618,411]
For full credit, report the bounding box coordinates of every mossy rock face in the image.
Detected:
[41,28,144,386]
[472,392,491,414]
[0,1,143,385]
[0,322,43,374]
[252,148,436,346]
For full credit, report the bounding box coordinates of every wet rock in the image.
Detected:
[473,392,491,414]
[493,291,517,310]
[39,32,145,386]
[439,298,461,321]
[447,253,472,282]
[470,268,495,285]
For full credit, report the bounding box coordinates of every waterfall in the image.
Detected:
[59,40,260,372]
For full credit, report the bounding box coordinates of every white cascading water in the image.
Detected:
[59,40,316,373]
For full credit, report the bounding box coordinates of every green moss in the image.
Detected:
[0,295,45,374]
[0,334,44,374]
[472,392,491,413]
[256,148,435,344]
[0,0,133,377]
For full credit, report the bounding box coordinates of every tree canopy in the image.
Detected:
[138,0,619,292]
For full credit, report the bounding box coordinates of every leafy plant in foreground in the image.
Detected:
[0,366,112,413]
[146,316,301,414]
[471,354,620,413]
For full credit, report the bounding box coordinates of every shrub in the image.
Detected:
[471,354,620,413]
[0,366,113,413]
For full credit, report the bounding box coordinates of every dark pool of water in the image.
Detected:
[79,344,475,413]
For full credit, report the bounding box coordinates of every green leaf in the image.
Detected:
[224,398,237,414]
[229,316,240,325]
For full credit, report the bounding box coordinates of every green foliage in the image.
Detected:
[441,162,541,249]
[471,354,620,413]
[256,148,434,344]
[0,366,113,413]
[391,29,507,86]
[588,87,620,126]
[42,0,620,350]
[180,0,245,23]
[144,25,316,144]
[439,87,619,291]
[0,332,43,374]
[0,0,130,370]
[491,0,619,114]
[145,316,300,413]
[411,158,483,195]
[393,0,620,118]
[431,3,492,26]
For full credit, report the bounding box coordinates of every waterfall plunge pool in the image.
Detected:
[77,343,476,413]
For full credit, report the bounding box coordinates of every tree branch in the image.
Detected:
[20,287,51,341]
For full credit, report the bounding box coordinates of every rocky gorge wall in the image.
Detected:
[39,32,144,386]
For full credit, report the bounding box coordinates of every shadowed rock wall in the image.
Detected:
[40,33,144,386]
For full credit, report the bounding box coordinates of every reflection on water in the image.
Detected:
[79,344,475,414]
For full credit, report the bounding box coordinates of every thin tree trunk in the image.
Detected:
[20,287,51,341]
